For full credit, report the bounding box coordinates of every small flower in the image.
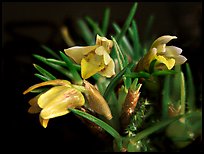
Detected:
[64,34,115,79]
[23,79,85,128]
[135,35,187,72]
[83,80,112,120]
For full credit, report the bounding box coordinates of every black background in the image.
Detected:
[2,2,202,152]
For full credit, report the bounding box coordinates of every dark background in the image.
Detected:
[2,2,202,152]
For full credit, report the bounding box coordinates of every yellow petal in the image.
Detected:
[98,59,115,78]
[39,116,49,128]
[84,80,112,120]
[151,35,177,49]
[155,55,175,70]
[95,46,112,65]
[81,53,105,79]
[135,48,157,72]
[64,45,98,64]
[23,79,71,95]
[39,86,85,119]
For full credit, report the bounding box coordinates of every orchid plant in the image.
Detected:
[23,2,202,152]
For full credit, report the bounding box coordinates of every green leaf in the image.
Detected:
[69,108,121,140]
[102,8,110,36]
[124,71,151,79]
[33,54,73,79]
[46,58,67,67]
[180,72,186,115]
[123,67,132,90]
[104,62,134,101]
[185,63,196,111]
[115,2,138,41]
[151,70,177,76]
[59,51,82,85]
[77,19,94,45]
[33,64,56,80]
[34,73,51,81]
[143,15,154,42]
[112,22,133,57]
[41,45,61,60]
[129,115,183,142]
[162,75,170,119]
[131,20,141,61]
[85,16,104,36]
[111,36,126,70]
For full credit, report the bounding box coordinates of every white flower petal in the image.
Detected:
[151,35,177,49]
[165,46,182,57]
[174,55,187,65]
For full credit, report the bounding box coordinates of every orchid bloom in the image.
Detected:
[23,80,85,128]
[135,35,187,72]
[64,34,115,79]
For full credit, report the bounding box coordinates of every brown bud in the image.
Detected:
[84,80,112,120]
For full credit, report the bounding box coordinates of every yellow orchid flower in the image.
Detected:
[23,79,85,128]
[64,34,115,79]
[135,35,187,72]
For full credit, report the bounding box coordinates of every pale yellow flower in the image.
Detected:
[64,34,115,79]
[135,35,187,72]
[23,80,85,128]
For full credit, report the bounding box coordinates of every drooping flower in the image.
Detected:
[64,34,115,79]
[135,35,187,72]
[23,80,85,128]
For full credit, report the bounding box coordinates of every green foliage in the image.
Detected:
[26,2,201,152]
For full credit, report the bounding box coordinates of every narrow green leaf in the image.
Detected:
[143,15,154,42]
[69,108,121,140]
[33,54,73,79]
[152,70,177,76]
[162,75,170,119]
[118,85,128,116]
[85,16,104,36]
[34,73,51,81]
[111,36,126,70]
[180,72,186,115]
[33,64,56,80]
[102,8,110,36]
[123,67,132,90]
[185,63,196,111]
[124,71,151,79]
[115,2,138,41]
[112,22,133,57]
[59,51,82,85]
[130,115,183,142]
[149,59,157,73]
[132,20,141,61]
[104,62,134,101]
[41,45,61,60]
[47,58,81,70]
[77,19,94,45]
[46,58,67,67]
